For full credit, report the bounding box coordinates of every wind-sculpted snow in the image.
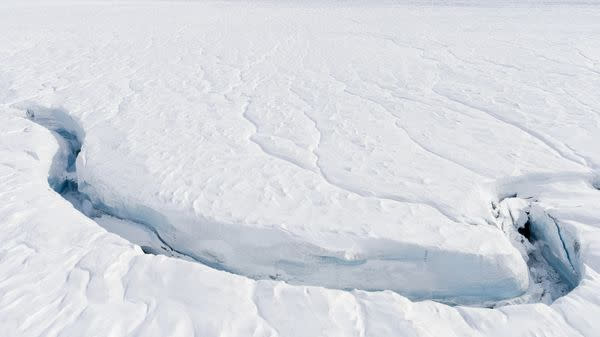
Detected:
[2,1,600,336]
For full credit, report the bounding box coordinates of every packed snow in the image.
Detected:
[1,1,600,336]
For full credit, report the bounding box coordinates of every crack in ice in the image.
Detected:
[22,104,584,307]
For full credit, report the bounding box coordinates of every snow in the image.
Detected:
[1,1,600,336]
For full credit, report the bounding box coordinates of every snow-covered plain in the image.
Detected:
[2,1,600,336]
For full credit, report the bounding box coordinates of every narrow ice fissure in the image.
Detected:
[24,106,580,307]
[25,107,208,266]
[547,213,577,275]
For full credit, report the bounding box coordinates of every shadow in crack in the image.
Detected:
[493,195,581,306]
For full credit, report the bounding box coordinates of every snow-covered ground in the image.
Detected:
[2,1,600,336]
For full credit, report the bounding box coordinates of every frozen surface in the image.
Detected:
[2,1,600,336]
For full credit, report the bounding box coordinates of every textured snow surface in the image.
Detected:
[2,1,600,336]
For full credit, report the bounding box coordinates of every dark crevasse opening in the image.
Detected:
[493,196,580,306]
[517,218,532,241]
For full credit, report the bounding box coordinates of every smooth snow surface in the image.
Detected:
[2,1,600,336]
